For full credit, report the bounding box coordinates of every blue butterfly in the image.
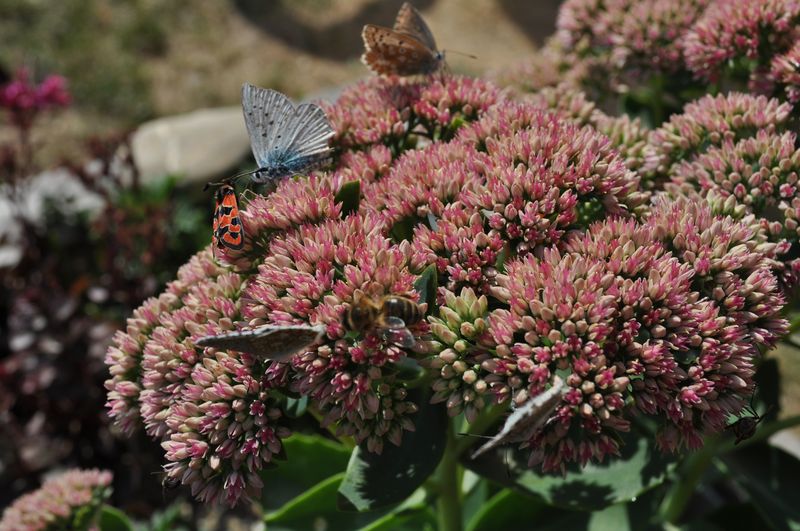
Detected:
[241,83,335,183]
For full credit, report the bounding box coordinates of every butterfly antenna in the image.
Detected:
[204,168,258,191]
[457,432,494,440]
[444,49,478,60]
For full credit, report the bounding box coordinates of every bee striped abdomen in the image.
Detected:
[382,296,423,326]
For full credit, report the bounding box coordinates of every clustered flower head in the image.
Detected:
[644,92,793,187]
[555,0,708,87]
[106,35,794,502]
[0,67,70,130]
[771,41,800,104]
[526,85,649,173]
[0,468,112,531]
[683,0,800,91]
[411,203,503,295]
[670,129,800,285]
[458,116,645,255]
[323,75,501,159]
[427,287,495,422]
[609,0,710,75]
[242,213,424,454]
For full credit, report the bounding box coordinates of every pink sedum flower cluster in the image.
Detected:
[644,92,793,186]
[683,0,800,91]
[0,469,112,531]
[106,49,793,501]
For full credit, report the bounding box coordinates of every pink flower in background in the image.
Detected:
[0,68,70,130]
[683,0,800,86]
[644,92,793,184]
[771,41,800,103]
[610,0,709,74]
[0,468,112,531]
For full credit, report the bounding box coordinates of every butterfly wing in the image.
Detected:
[213,185,244,251]
[471,377,566,459]
[361,25,442,76]
[241,84,333,179]
[242,84,294,169]
[393,2,438,51]
[195,324,326,361]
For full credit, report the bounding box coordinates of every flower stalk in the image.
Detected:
[435,419,464,531]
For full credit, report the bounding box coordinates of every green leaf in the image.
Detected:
[97,505,134,531]
[462,430,677,511]
[413,264,438,313]
[358,506,437,531]
[265,473,384,530]
[283,395,309,418]
[260,433,351,511]
[466,489,548,531]
[389,215,417,242]
[142,502,188,531]
[494,244,511,273]
[338,390,448,511]
[462,472,489,527]
[721,443,800,530]
[335,180,361,217]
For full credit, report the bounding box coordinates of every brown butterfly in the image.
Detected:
[361,2,445,76]
[195,324,326,362]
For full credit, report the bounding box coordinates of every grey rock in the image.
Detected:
[131,106,250,184]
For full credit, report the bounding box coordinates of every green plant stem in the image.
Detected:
[659,414,800,524]
[435,420,463,531]
[659,434,720,524]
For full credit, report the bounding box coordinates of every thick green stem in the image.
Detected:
[435,420,463,531]
[659,435,719,524]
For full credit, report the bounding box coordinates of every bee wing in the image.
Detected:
[361,25,441,76]
[471,377,566,459]
[383,316,407,329]
[382,326,417,349]
[195,324,325,361]
[393,2,438,52]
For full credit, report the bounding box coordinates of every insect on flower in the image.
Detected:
[471,376,566,459]
[343,290,425,350]
[726,394,774,445]
[241,83,335,185]
[195,324,326,362]
[361,2,446,77]
[211,184,244,255]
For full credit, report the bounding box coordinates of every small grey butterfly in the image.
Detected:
[471,376,566,459]
[241,83,334,184]
[361,2,445,76]
[195,324,326,361]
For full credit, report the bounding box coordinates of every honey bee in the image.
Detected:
[343,290,425,349]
